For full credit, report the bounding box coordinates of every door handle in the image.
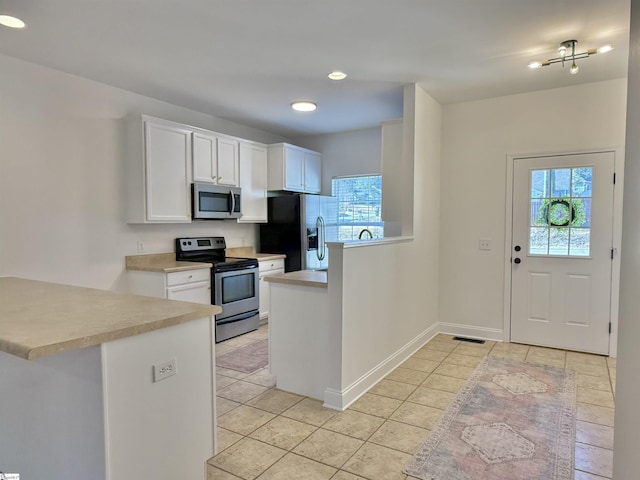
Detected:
[514,245,521,252]
[514,258,521,264]
[229,190,236,214]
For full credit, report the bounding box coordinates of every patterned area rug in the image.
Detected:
[404,356,576,480]
[216,339,268,374]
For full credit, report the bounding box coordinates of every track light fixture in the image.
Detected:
[528,39,613,74]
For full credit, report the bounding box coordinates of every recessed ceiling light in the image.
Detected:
[291,101,317,112]
[0,15,26,29]
[328,71,347,80]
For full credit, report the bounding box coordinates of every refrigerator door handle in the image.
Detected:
[316,216,321,260]
[317,216,326,260]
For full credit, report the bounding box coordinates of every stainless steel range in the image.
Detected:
[175,237,259,342]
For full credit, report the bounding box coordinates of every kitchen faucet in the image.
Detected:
[358,228,373,239]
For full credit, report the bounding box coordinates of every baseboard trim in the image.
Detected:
[437,322,504,342]
[323,322,439,411]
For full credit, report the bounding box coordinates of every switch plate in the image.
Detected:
[153,358,176,382]
[136,241,145,253]
[479,238,492,251]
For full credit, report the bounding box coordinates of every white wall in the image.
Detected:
[293,127,382,195]
[439,79,628,335]
[337,84,441,400]
[0,54,286,292]
[613,0,640,475]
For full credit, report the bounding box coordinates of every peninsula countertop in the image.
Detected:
[264,270,328,288]
[0,277,221,360]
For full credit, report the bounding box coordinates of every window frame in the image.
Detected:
[331,174,383,241]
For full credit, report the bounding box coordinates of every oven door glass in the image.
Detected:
[214,267,259,319]
[222,272,255,303]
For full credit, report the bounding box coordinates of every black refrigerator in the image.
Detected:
[260,194,338,272]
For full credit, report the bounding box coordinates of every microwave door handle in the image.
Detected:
[228,190,235,215]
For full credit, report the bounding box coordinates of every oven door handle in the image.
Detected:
[216,310,258,325]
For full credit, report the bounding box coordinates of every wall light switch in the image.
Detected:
[153,358,176,382]
[479,238,492,251]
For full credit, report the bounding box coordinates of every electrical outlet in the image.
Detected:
[153,358,176,382]
[137,241,145,253]
[479,238,492,251]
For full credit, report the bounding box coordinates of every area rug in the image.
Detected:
[404,356,576,480]
[216,339,268,374]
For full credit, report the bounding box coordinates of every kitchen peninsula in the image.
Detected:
[0,277,221,480]
[265,237,432,412]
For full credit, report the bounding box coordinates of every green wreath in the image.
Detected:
[536,197,586,227]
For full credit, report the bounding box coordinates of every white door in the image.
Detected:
[511,152,615,354]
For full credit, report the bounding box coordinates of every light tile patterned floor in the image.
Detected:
[208,326,616,480]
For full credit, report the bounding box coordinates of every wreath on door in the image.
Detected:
[536,198,586,227]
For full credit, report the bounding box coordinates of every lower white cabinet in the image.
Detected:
[128,268,211,304]
[258,259,285,321]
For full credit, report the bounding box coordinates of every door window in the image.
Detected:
[529,167,592,257]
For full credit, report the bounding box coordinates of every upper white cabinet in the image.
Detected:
[192,132,216,183]
[127,116,193,223]
[217,137,240,186]
[192,132,239,187]
[127,115,253,224]
[238,141,268,223]
[267,143,322,194]
[303,151,321,193]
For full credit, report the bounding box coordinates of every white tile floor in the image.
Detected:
[209,326,615,480]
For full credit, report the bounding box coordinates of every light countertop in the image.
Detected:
[254,253,287,261]
[126,251,285,272]
[125,253,212,272]
[264,270,327,288]
[226,247,286,262]
[0,277,221,360]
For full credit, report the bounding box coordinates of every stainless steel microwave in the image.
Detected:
[192,183,242,219]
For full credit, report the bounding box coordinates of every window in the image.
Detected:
[529,167,592,256]
[332,175,383,241]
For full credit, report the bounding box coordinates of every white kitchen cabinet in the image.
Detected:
[303,150,321,194]
[128,268,211,304]
[192,132,239,187]
[127,116,193,223]
[258,258,285,321]
[267,143,322,193]
[192,131,217,183]
[216,137,240,186]
[238,141,268,223]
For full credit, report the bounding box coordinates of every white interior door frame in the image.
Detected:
[503,147,625,357]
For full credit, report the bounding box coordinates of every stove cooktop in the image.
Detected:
[175,237,258,271]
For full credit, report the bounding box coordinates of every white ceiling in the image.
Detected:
[0,0,630,137]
